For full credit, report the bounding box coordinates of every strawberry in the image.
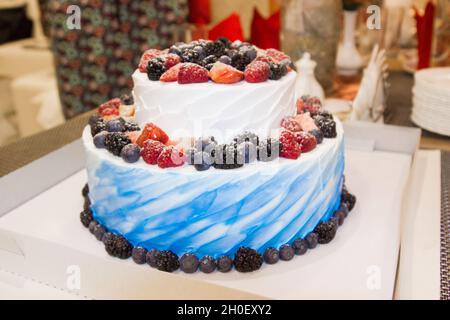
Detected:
[296,98,305,114]
[160,64,182,82]
[178,63,209,84]
[281,116,301,132]
[209,62,243,84]
[98,98,121,114]
[141,140,165,165]
[295,132,317,153]
[244,61,270,83]
[266,48,290,64]
[138,49,163,73]
[157,146,185,168]
[136,123,169,147]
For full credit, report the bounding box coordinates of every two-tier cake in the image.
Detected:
[80,38,356,274]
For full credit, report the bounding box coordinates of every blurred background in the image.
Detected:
[0,0,449,148]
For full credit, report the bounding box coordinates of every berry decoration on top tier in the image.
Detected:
[178,63,209,84]
[105,132,131,156]
[157,146,185,169]
[244,60,270,83]
[209,62,243,84]
[136,123,169,147]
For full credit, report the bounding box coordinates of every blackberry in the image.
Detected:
[124,121,140,132]
[146,249,160,268]
[217,256,233,273]
[199,256,216,273]
[180,48,202,64]
[234,247,263,273]
[279,244,295,261]
[83,196,91,211]
[314,221,338,244]
[104,234,133,259]
[269,63,288,80]
[305,232,319,249]
[315,110,333,120]
[213,144,244,170]
[132,247,148,265]
[204,40,225,57]
[147,57,166,81]
[120,93,134,105]
[90,119,106,137]
[231,52,249,71]
[155,250,179,272]
[263,247,279,264]
[81,183,89,197]
[233,131,259,145]
[80,209,93,228]
[180,253,199,273]
[341,189,356,211]
[257,138,280,162]
[217,37,232,48]
[105,132,131,156]
[292,238,308,255]
[88,114,101,127]
[315,116,337,138]
[202,54,218,67]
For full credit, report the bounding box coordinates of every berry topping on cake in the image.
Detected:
[295,131,317,153]
[157,146,185,168]
[257,138,280,162]
[269,62,288,80]
[309,129,324,144]
[99,98,121,115]
[136,123,169,147]
[147,57,166,81]
[315,116,337,138]
[217,256,233,273]
[209,62,244,84]
[314,221,338,244]
[180,253,200,273]
[218,55,232,65]
[204,40,226,57]
[199,256,216,273]
[292,238,308,255]
[280,116,301,132]
[341,189,356,211]
[279,244,295,261]
[161,53,181,69]
[296,97,305,114]
[105,132,131,156]
[304,96,323,115]
[105,118,126,132]
[234,247,263,273]
[120,143,141,163]
[202,54,218,67]
[93,223,106,241]
[104,234,133,259]
[132,247,148,265]
[244,60,270,83]
[178,63,209,84]
[279,130,302,159]
[88,114,101,127]
[154,250,180,272]
[160,63,182,82]
[305,232,319,249]
[294,113,319,132]
[141,140,165,165]
[93,131,108,149]
[81,183,89,197]
[80,209,93,228]
[146,249,160,268]
[139,49,163,73]
[266,48,290,64]
[263,247,279,264]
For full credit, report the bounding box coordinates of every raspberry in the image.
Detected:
[295,132,317,153]
[178,63,209,84]
[138,49,163,73]
[280,131,302,159]
[209,62,243,84]
[160,64,182,82]
[98,98,121,115]
[136,123,169,147]
[266,48,290,64]
[304,96,323,115]
[244,61,270,83]
[100,107,119,117]
[141,140,165,165]
[280,116,301,132]
[157,146,185,168]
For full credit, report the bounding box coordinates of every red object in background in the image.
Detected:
[208,13,244,42]
[250,8,280,49]
[414,1,435,69]
[188,0,211,24]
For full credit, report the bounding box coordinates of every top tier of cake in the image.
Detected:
[132,70,297,142]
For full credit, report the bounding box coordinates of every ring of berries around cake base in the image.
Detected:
[81,118,357,273]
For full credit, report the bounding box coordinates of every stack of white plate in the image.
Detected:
[411,67,450,136]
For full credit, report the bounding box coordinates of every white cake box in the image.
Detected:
[0,122,421,299]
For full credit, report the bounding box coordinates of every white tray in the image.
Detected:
[0,148,412,299]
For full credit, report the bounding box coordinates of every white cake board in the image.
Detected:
[0,148,411,300]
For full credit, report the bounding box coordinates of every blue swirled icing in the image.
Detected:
[83,125,345,258]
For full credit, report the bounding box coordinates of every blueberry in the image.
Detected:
[339,203,350,218]
[309,129,324,144]
[238,141,257,164]
[93,131,109,149]
[180,253,200,273]
[292,238,308,255]
[194,152,212,171]
[106,119,125,132]
[193,45,205,59]
[305,232,319,249]
[102,232,113,245]
[330,216,340,228]
[88,220,98,235]
[93,224,106,241]
[132,247,148,265]
[120,143,140,163]
[146,249,160,268]
[279,244,295,261]
[333,210,346,226]
[199,256,216,273]
[89,114,101,127]
[243,48,257,61]
[218,55,231,65]
[217,256,233,273]
[263,247,279,264]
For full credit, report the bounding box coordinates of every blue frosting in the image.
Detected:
[86,135,344,258]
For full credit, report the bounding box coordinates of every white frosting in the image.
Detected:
[132,70,297,142]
